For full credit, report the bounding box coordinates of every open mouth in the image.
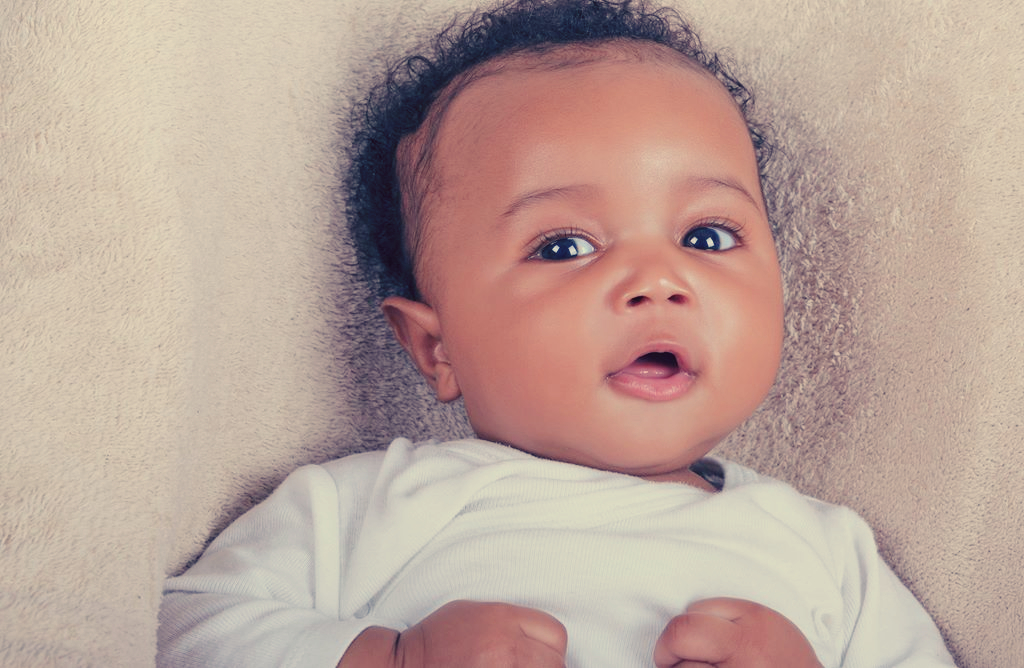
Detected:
[607,348,694,401]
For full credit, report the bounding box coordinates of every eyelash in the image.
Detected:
[702,219,743,238]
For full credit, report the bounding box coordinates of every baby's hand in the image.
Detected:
[653,598,822,668]
[339,600,567,668]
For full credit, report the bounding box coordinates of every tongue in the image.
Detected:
[616,353,678,379]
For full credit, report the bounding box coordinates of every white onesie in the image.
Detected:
[159,438,954,667]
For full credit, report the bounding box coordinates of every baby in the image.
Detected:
[159,0,956,666]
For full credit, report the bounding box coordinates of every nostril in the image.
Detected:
[625,293,686,307]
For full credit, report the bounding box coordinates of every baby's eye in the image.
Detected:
[533,236,597,261]
[683,225,740,251]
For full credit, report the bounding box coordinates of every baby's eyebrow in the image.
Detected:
[499,176,761,222]
[685,176,761,209]
[500,184,596,221]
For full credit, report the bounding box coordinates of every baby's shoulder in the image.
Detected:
[714,458,877,547]
[317,447,390,480]
[311,437,499,493]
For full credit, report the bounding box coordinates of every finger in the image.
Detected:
[513,604,569,657]
[654,612,742,667]
[685,598,822,668]
[656,659,716,668]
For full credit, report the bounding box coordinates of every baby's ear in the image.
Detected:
[381,296,461,402]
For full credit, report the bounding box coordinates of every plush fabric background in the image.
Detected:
[2,0,1021,665]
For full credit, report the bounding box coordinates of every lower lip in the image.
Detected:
[606,370,696,402]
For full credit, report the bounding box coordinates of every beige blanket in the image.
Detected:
[2,0,1021,665]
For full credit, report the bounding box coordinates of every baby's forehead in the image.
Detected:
[397,40,723,221]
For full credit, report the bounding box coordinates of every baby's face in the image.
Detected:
[389,51,784,480]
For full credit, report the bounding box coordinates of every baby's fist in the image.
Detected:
[397,600,567,668]
[654,598,822,668]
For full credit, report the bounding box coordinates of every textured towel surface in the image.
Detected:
[2,0,1021,666]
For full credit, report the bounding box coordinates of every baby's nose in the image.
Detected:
[622,276,689,308]
[614,249,692,310]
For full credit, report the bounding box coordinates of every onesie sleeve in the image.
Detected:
[158,459,400,668]
[828,506,956,668]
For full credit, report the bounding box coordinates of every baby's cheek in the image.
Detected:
[709,305,781,417]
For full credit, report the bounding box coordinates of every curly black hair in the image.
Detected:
[344,0,774,300]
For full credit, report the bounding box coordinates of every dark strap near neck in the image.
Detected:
[688,458,725,491]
